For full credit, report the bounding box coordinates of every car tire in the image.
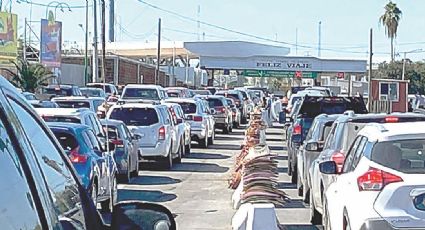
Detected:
[174,144,182,164]
[130,157,139,178]
[229,124,233,133]
[310,189,322,225]
[208,129,215,145]
[303,182,310,203]
[91,182,98,208]
[185,140,191,155]
[297,173,303,197]
[163,147,173,170]
[288,159,292,176]
[291,164,298,184]
[223,125,229,134]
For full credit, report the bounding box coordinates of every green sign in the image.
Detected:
[242,70,317,78]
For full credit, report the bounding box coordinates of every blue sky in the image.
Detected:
[10,0,425,61]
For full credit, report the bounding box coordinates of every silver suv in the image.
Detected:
[107,102,180,169]
[121,84,168,103]
[195,95,232,134]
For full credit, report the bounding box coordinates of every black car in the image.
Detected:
[0,76,175,229]
[42,84,83,98]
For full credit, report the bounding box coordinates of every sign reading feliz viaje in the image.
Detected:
[242,70,318,78]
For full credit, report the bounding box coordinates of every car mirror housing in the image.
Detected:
[319,161,338,175]
[305,142,321,151]
[111,201,176,230]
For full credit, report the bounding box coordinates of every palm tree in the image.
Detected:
[380,1,402,62]
[2,58,55,93]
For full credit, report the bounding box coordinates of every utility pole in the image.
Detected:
[109,0,115,42]
[23,18,27,61]
[84,0,88,84]
[197,5,200,41]
[101,0,106,83]
[318,21,322,57]
[368,28,373,112]
[92,0,99,83]
[295,28,298,56]
[155,18,161,85]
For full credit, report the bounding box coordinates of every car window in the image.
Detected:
[89,114,102,137]
[122,88,159,100]
[159,107,171,125]
[82,131,95,149]
[86,129,102,151]
[103,125,119,140]
[321,123,334,141]
[122,124,133,139]
[42,116,80,123]
[0,112,44,229]
[55,101,90,109]
[118,124,127,139]
[8,98,87,228]
[371,139,425,174]
[351,137,368,169]
[109,107,160,126]
[342,136,362,173]
[52,130,79,151]
[175,102,197,114]
[323,123,337,149]
[206,98,224,107]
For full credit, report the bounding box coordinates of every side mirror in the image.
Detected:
[278,111,286,124]
[210,108,217,115]
[176,118,183,124]
[319,161,338,175]
[133,134,142,140]
[305,142,321,151]
[111,201,176,230]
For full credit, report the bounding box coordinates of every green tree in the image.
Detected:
[2,58,55,93]
[379,1,402,62]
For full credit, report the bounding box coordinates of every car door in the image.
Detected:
[85,129,109,198]
[122,124,138,170]
[4,92,102,229]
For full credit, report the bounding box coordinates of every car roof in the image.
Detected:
[195,95,225,99]
[124,84,163,89]
[110,103,158,109]
[47,122,90,131]
[314,114,341,122]
[216,90,240,94]
[166,87,187,90]
[165,98,197,103]
[100,119,125,126]
[52,96,105,101]
[335,112,425,123]
[87,83,114,86]
[45,84,75,88]
[35,108,92,116]
[359,122,425,142]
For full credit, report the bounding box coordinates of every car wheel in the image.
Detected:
[229,124,233,132]
[222,125,229,134]
[288,159,292,176]
[91,183,98,208]
[174,144,182,164]
[310,189,322,225]
[103,176,117,212]
[130,156,139,178]
[291,164,298,184]
[303,181,310,203]
[208,129,215,145]
[297,173,303,197]
[185,140,191,155]
[163,147,173,169]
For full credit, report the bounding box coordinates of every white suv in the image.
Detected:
[120,84,168,103]
[107,102,180,169]
[321,122,425,230]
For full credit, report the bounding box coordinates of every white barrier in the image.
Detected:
[232,203,279,230]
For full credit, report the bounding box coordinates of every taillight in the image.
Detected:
[293,124,302,135]
[193,116,203,122]
[111,139,124,148]
[69,147,88,163]
[385,116,399,123]
[216,106,226,113]
[158,126,166,140]
[357,167,403,191]
[331,151,345,173]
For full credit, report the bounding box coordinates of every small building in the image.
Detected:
[369,79,409,113]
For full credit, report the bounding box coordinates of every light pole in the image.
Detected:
[402,49,422,80]
[45,1,71,19]
[54,3,71,19]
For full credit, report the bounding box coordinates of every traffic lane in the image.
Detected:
[266,125,322,230]
[117,126,245,230]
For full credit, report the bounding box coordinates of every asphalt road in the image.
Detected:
[116,124,322,230]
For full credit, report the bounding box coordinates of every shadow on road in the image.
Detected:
[118,189,177,202]
[141,162,230,173]
[278,199,308,209]
[275,155,288,161]
[185,152,231,160]
[215,135,245,140]
[270,146,286,151]
[208,144,242,150]
[278,167,288,173]
[278,182,296,189]
[267,138,284,142]
[130,175,182,185]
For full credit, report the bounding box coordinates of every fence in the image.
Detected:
[369,100,391,114]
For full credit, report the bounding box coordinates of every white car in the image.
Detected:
[163,102,191,155]
[165,98,215,148]
[107,102,181,169]
[321,122,425,230]
[52,96,105,113]
[120,84,168,103]
[87,83,118,97]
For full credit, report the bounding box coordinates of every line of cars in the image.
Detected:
[283,87,425,229]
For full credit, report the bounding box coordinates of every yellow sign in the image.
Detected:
[0,12,17,61]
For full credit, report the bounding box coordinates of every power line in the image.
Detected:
[18,0,89,8]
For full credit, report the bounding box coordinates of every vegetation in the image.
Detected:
[2,58,54,93]
[374,60,425,94]
[379,1,402,62]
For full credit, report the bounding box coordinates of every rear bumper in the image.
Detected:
[191,128,207,140]
[214,116,227,124]
[139,141,168,157]
[360,219,397,230]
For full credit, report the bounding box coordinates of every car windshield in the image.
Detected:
[167,91,180,97]
[109,108,159,126]
[206,98,224,108]
[372,139,425,174]
[81,88,105,97]
[102,125,119,139]
[42,116,81,123]
[43,87,72,96]
[174,102,197,114]
[193,90,210,95]
[90,84,112,93]
[55,101,90,109]
[122,88,159,100]
[51,130,79,151]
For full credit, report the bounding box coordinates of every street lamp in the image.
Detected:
[45,1,71,19]
[401,49,422,80]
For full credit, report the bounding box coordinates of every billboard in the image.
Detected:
[0,12,17,61]
[41,19,62,67]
